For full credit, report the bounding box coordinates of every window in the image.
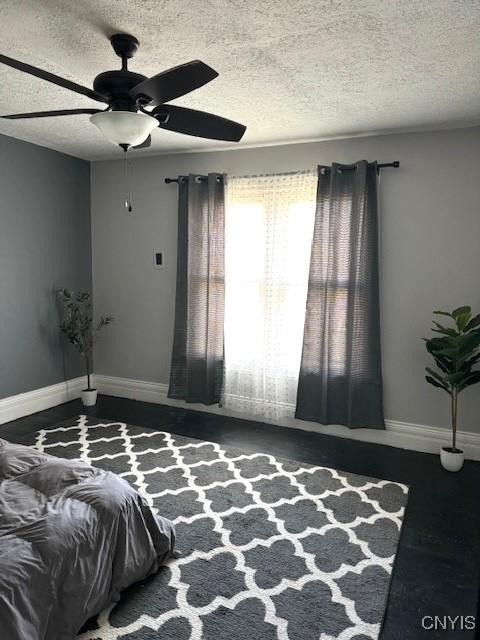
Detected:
[223,172,318,419]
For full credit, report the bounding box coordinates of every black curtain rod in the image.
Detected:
[377,161,400,169]
[165,175,224,184]
[164,161,400,184]
[318,161,400,172]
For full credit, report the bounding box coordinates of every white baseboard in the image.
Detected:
[95,374,480,461]
[0,377,86,425]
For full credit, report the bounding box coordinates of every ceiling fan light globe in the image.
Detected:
[90,111,157,147]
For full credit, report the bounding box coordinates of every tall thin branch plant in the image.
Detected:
[57,289,113,390]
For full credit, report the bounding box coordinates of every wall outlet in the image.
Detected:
[153,250,164,269]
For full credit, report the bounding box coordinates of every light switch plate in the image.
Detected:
[153,250,165,269]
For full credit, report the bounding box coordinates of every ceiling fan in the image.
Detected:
[0,33,247,150]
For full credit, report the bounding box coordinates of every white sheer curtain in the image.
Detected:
[223,172,318,420]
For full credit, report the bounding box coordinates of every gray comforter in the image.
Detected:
[0,438,176,640]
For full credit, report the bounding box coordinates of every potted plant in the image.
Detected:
[58,289,113,407]
[424,306,480,471]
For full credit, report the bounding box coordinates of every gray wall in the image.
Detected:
[91,127,480,432]
[0,133,91,398]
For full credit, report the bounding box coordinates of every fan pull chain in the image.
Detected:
[123,147,133,213]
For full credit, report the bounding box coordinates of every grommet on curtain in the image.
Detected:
[195,175,202,183]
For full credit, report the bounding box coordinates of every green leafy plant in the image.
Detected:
[57,289,113,390]
[424,306,480,451]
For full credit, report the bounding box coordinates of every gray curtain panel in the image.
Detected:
[295,161,385,429]
[168,173,225,404]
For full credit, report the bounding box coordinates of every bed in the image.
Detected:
[0,437,176,640]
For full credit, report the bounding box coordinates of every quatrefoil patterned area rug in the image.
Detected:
[26,416,408,640]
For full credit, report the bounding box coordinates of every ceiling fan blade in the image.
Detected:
[130,60,218,106]
[152,105,246,142]
[132,134,152,149]
[2,108,103,120]
[0,54,107,103]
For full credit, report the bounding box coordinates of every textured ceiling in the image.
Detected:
[0,0,479,160]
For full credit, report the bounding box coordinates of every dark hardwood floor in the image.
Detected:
[1,395,479,639]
